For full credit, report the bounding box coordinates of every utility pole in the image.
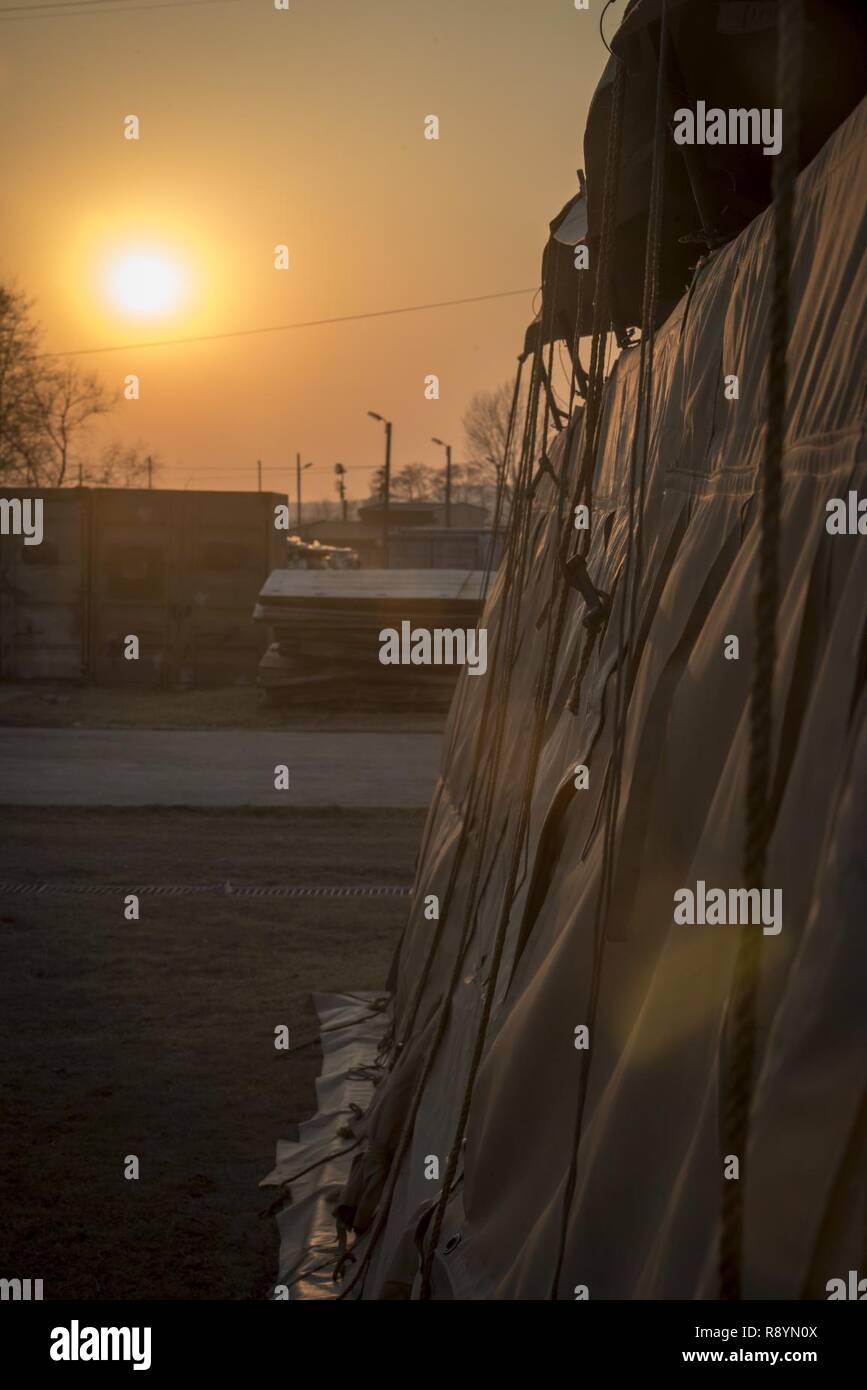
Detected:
[146,455,153,490]
[431,437,453,528]
[334,463,348,521]
[257,459,262,492]
[296,454,313,531]
[368,412,392,568]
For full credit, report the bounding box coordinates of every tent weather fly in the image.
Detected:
[266,0,867,1302]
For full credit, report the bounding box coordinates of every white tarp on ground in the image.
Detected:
[261,992,388,1299]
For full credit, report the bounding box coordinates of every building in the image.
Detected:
[356,499,490,529]
[299,497,503,569]
[0,487,286,686]
[388,527,505,570]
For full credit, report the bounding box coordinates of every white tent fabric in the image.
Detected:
[278,97,867,1300]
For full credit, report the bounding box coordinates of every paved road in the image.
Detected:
[0,729,442,808]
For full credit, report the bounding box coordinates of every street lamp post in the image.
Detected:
[367,411,392,568]
[295,453,313,529]
[334,463,348,521]
[431,437,453,528]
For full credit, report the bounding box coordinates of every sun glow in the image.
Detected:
[102,249,188,319]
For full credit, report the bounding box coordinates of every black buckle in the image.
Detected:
[563,552,611,632]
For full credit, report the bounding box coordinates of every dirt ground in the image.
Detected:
[0,806,425,1300]
[0,681,447,732]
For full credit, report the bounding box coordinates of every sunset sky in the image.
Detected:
[1,0,607,500]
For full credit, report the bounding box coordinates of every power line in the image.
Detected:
[148,468,373,478]
[177,465,373,473]
[41,288,538,359]
[0,0,210,11]
[0,0,237,20]
[0,0,237,15]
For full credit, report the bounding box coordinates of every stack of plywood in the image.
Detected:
[252,567,487,709]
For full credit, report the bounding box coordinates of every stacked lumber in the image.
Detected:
[252,568,487,710]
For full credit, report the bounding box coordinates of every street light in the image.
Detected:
[431,437,453,529]
[334,462,348,521]
[295,454,313,528]
[367,411,392,568]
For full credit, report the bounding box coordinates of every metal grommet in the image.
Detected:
[444,1233,462,1254]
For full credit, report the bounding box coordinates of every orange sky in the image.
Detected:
[1,0,606,499]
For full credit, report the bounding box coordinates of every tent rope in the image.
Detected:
[417,54,633,1302]
[564,260,609,713]
[720,0,803,1302]
[413,349,525,886]
[577,53,627,555]
[393,336,543,1056]
[419,450,581,1298]
[414,257,581,1298]
[549,0,669,1293]
[595,0,669,949]
[337,331,546,1298]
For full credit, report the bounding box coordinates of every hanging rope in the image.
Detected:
[427,351,527,838]
[576,55,627,554]
[337,333,547,1299]
[564,250,606,711]
[594,0,669,950]
[720,0,804,1302]
[341,472,539,1296]
[557,54,629,731]
[567,257,587,421]
[419,439,580,1299]
[413,244,598,1283]
[383,354,531,1021]
[416,58,635,1299]
[394,345,541,1054]
[409,253,586,1296]
[344,51,625,1288]
[624,9,669,687]
[549,0,670,1294]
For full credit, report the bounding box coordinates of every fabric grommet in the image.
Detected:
[444,1234,462,1254]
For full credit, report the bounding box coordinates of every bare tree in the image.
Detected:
[0,283,147,487]
[0,285,44,482]
[85,442,160,489]
[29,363,111,485]
[461,376,523,505]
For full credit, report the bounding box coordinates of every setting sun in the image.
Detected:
[102,249,187,319]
